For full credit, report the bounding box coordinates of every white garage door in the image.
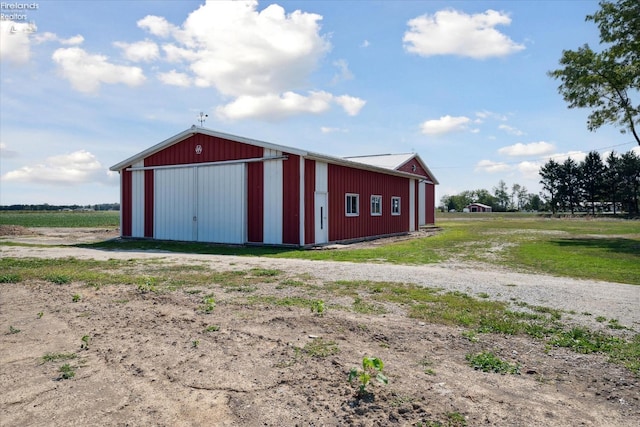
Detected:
[154,164,246,243]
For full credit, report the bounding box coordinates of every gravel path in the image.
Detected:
[2,244,639,332]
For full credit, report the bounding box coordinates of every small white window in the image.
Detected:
[391,197,401,215]
[346,193,359,216]
[371,195,382,216]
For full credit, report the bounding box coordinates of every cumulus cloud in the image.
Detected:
[498,141,555,157]
[420,115,470,135]
[1,150,114,186]
[33,32,84,45]
[403,9,525,59]
[320,127,348,134]
[331,59,354,84]
[52,47,146,93]
[158,70,192,87]
[114,39,160,62]
[216,91,334,120]
[545,150,588,164]
[0,20,34,64]
[498,124,524,136]
[137,15,177,38]
[517,161,542,179]
[475,159,512,173]
[135,1,359,119]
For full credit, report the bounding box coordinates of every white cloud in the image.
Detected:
[158,70,192,87]
[321,127,348,134]
[420,115,470,135]
[33,32,84,45]
[161,43,199,63]
[475,159,512,173]
[403,9,525,59]
[137,15,176,38]
[0,143,19,158]
[545,150,588,164]
[517,161,542,179]
[498,141,555,157]
[361,40,370,48]
[498,124,524,136]
[216,91,334,120]
[52,47,146,93]
[475,110,508,122]
[114,39,160,62]
[331,59,354,84]
[335,95,366,116]
[1,150,113,186]
[0,20,33,64]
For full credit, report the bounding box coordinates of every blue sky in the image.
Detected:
[1,0,638,206]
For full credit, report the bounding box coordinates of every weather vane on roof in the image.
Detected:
[198,112,208,127]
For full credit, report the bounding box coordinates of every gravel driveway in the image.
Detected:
[2,243,639,332]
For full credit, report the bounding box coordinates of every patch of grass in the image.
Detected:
[199,295,216,313]
[303,338,339,357]
[42,352,77,363]
[203,325,220,332]
[58,363,75,380]
[0,210,120,228]
[352,297,387,315]
[466,351,520,375]
[0,273,21,283]
[72,294,81,302]
[46,274,71,285]
[9,325,20,334]
[249,268,281,277]
[550,327,622,354]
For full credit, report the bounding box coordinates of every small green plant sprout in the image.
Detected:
[72,294,81,303]
[80,335,90,350]
[192,340,200,348]
[9,325,21,334]
[200,296,216,313]
[137,278,157,294]
[37,312,44,319]
[465,351,520,375]
[58,364,75,380]
[348,356,388,397]
[204,325,220,332]
[311,300,326,315]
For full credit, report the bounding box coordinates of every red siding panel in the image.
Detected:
[397,158,429,178]
[282,154,300,245]
[247,162,264,243]
[145,134,263,167]
[304,159,316,245]
[328,164,409,242]
[121,169,132,237]
[144,170,154,237]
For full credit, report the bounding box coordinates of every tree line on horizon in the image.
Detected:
[0,203,120,211]
[440,181,542,213]
[539,150,639,215]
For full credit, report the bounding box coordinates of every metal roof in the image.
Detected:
[110,127,439,184]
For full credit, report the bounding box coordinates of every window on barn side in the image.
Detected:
[391,197,401,216]
[371,195,382,216]
[346,193,359,216]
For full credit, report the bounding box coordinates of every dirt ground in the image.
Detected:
[1,227,638,426]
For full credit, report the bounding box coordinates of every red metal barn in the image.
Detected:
[110,127,439,246]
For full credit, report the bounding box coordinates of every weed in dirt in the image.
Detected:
[311,299,326,315]
[419,357,436,375]
[204,325,220,332]
[137,278,157,294]
[477,292,490,299]
[0,273,21,283]
[446,412,467,427]
[72,294,81,303]
[278,279,305,288]
[80,335,90,350]
[58,364,75,380]
[47,274,71,284]
[224,284,258,293]
[303,338,339,357]
[465,351,520,375]
[596,316,607,322]
[250,268,280,277]
[192,340,200,348]
[199,295,216,313]
[37,312,43,319]
[42,352,77,363]
[461,331,479,342]
[348,356,388,397]
[607,319,626,330]
[9,325,20,334]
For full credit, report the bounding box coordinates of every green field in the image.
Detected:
[0,211,119,228]
[1,210,638,285]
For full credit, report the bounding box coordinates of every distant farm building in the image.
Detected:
[110,127,439,246]
[466,203,492,213]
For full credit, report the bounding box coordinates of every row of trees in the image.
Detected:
[0,203,120,211]
[440,181,542,213]
[539,150,640,215]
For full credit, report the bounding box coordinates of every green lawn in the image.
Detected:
[2,211,638,285]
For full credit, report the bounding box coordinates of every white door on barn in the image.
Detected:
[314,192,328,244]
[154,164,247,243]
[196,164,246,244]
[154,168,196,241]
